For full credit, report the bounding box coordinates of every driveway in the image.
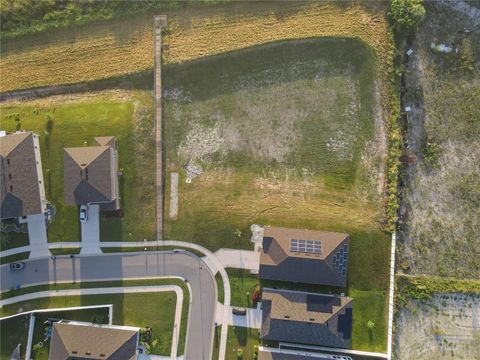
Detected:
[0,252,216,360]
[80,204,101,254]
[26,214,50,258]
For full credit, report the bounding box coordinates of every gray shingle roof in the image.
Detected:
[261,289,353,349]
[0,132,44,219]
[259,226,349,287]
[64,137,119,210]
[49,322,138,360]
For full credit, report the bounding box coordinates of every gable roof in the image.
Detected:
[49,322,138,360]
[93,136,116,147]
[0,132,45,219]
[259,226,349,287]
[258,349,345,360]
[64,137,119,209]
[261,289,353,349]
[64,146,110,169]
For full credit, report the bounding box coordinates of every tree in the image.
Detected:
[367,321,376,329]
[389,0,426,35]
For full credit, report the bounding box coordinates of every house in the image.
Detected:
[0,131,47,219]
[259,226,350,287]
[64,136,120,211]
[260,288,353,349]
[258,348,352,360]
[49,321,140,360]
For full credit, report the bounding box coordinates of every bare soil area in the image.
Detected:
[398,1,480,278]
[395,293,480,360]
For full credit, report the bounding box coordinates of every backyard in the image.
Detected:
[0,90,155,243]
[0,314,30,360]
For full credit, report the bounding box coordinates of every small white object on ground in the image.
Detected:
[406,49,414,56]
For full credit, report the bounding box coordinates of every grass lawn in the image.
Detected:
[49,248,80,256]
[162,38,389,352]
[227,269,259,308]
[0,278,190,356]
[0,231,29,251]
[0,252,30,265]
[225,326,259,360]
[0,2,392,93]
[0,91,155,243]
[216,272,225,304]
[0,314,30,360]
[2,293,176,356]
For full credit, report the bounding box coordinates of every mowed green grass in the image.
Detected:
[0,91,155,242]
[0,314,30,360]
[1,293,176,356]
[163,38,389,351]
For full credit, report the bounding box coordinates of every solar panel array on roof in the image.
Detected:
[332,244,348,277]
[290,239,322,254]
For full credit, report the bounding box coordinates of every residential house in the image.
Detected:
[258,348,352,360]
[259,226,350,287]
[49,321,140,360]
[261,288,353,349]
[0,131,47,219]
[64,136,120,211]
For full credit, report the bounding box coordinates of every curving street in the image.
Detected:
[0,251,216,360]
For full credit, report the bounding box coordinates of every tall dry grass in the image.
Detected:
[0,2,393,93]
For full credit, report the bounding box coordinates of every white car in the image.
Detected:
[80,205,88,223]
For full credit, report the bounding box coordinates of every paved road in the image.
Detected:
[1,251,216,360]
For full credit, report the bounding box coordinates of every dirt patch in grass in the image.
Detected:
[397,1,480,278]
[395,293,480,360]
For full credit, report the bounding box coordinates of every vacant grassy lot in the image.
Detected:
[0,314,30,360]
[1,292,176,356]
[0,91,155,243]
[162,37,389,352]
[398,1,480,278]
[0,1,392,93]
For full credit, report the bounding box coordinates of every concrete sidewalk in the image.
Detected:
[0,285,184,359]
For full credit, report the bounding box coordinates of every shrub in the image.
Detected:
[389,0,426,35]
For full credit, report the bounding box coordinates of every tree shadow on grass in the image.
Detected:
[234,326,248,347]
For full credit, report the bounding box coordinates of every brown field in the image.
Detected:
[0,1,393,93]
[397,0,480,278]
[395,293,480,360]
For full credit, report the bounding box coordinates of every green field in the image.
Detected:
[163,38,389,351]
[0,279,188,356]
[0,91,155,243]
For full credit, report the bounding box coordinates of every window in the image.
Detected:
[290,239,321,254]
[9,185,13,192]
[6,159,10,165]
[8,174,12,180]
